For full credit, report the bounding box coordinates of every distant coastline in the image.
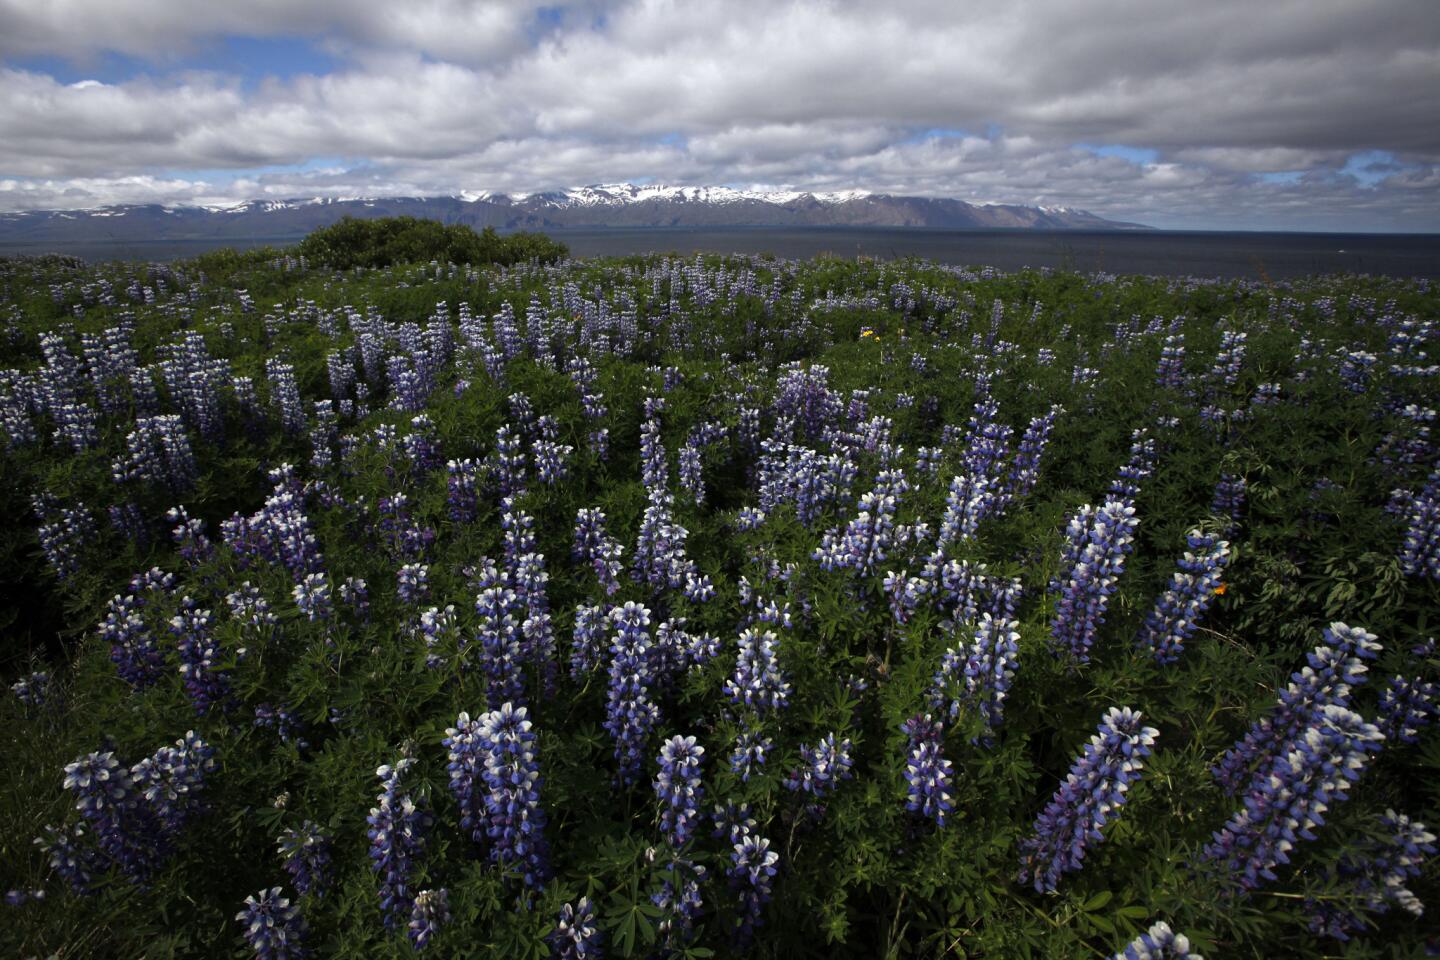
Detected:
[4,226,1437,280]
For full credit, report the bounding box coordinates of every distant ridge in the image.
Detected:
[0,183,1150,245]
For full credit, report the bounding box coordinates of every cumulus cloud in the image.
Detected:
[0,0,1437,228]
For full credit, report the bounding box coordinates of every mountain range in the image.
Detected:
[0,183,1150,246]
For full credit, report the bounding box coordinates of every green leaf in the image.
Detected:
[1082,890,1113,912]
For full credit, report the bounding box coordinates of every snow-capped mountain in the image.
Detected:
[0,183,1149,245]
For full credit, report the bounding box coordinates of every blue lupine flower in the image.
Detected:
[549,896,603,959]
[237,886,307,959]
[1398,468,1440,580]
[573,508,624,596]
[1305,808,1436,940]
[277,821,333,897]
[396,563,429,605]
[443,712,487,847]
[728,825,779,946]
[730,731,772,783]
[367,759,431,927]
[1048,499,1139,664]
[1379,675,1440,744]
[928,613,1021,745]
[1114,920,1203,959]
[784,733,855,810]
[1212,622,1381,795]
[1202,703,1384,891]
[605,602,660,786]
[477,703,550,888]
[724,628,792,716]
[651,856,706,946]
[1017,706,1158,893]
[293,573,333,623]
[901,715,954,826]
[655,735,705,848]
[1137,531,1231,664]
[171,598,233,715]
[408,888,449,950]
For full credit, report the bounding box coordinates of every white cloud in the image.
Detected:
[0,0,1437,228]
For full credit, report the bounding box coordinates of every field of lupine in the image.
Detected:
[1,237,1437,959]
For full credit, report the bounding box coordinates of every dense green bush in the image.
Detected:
[295,216,568,270]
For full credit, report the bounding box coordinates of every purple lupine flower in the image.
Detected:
[293,573,333,623]
[408,888,449,950]
[277,821,333,897]
[476,703,550,887]
[396,563,430,605]
[1109,429,1157,502]
[605,602,660,786]
[727,825,779,946]
[1305,808,1436,940]
[1399,469,1440,580]
[443,712,487,847]
[1137,531,1231,664]
[265,358,306,434]
[570,602,609,676]
[783,733,854,809]
[632,491,702,593]
[549,896,603,959]
[1212,622,1381,795]
[131,730,215,836]
[475,584,524,708]
[724,628,791,717]
[931,614,1021,745]
[446,459,481,523]
[651,855,706,946]
[1048,499,1139,664]
[367,759,431,927]
[35,502,96,579]
[1379,675,1440,744]
[813,490,898,574]
[495,423,528,498]
[35,823,100,893]
[1114,921,1203,959]
[1155,333,1186,389]
[655,736,705,849]
[533,438,574,485]
[1017,706,1158,893]
[63,752,143,876]
[1212,329,1247,388]
[730,730,772,783]
[237,887,308,959]
[171,598,233,715]
[11,669,51,708]
[340,576,370,621]
[100,593,164,688]
[1211,473,1246,533]
[901,715,954,826]
[573,508,624,596]
[1005,403,1063,502]
[1202,703,1384,891]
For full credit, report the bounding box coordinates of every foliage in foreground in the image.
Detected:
[0,241,1437,959]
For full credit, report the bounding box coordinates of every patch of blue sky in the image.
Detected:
[530,5,569,36]
[1076,143,1160,164]
[4,35,335,87]
[1341,150,1403,187]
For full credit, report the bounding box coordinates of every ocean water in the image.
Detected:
[3,227,1437,280]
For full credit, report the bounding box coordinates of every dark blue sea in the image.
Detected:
[3,227,1437,280]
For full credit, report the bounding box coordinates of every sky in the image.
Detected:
[0,0,1437,231]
